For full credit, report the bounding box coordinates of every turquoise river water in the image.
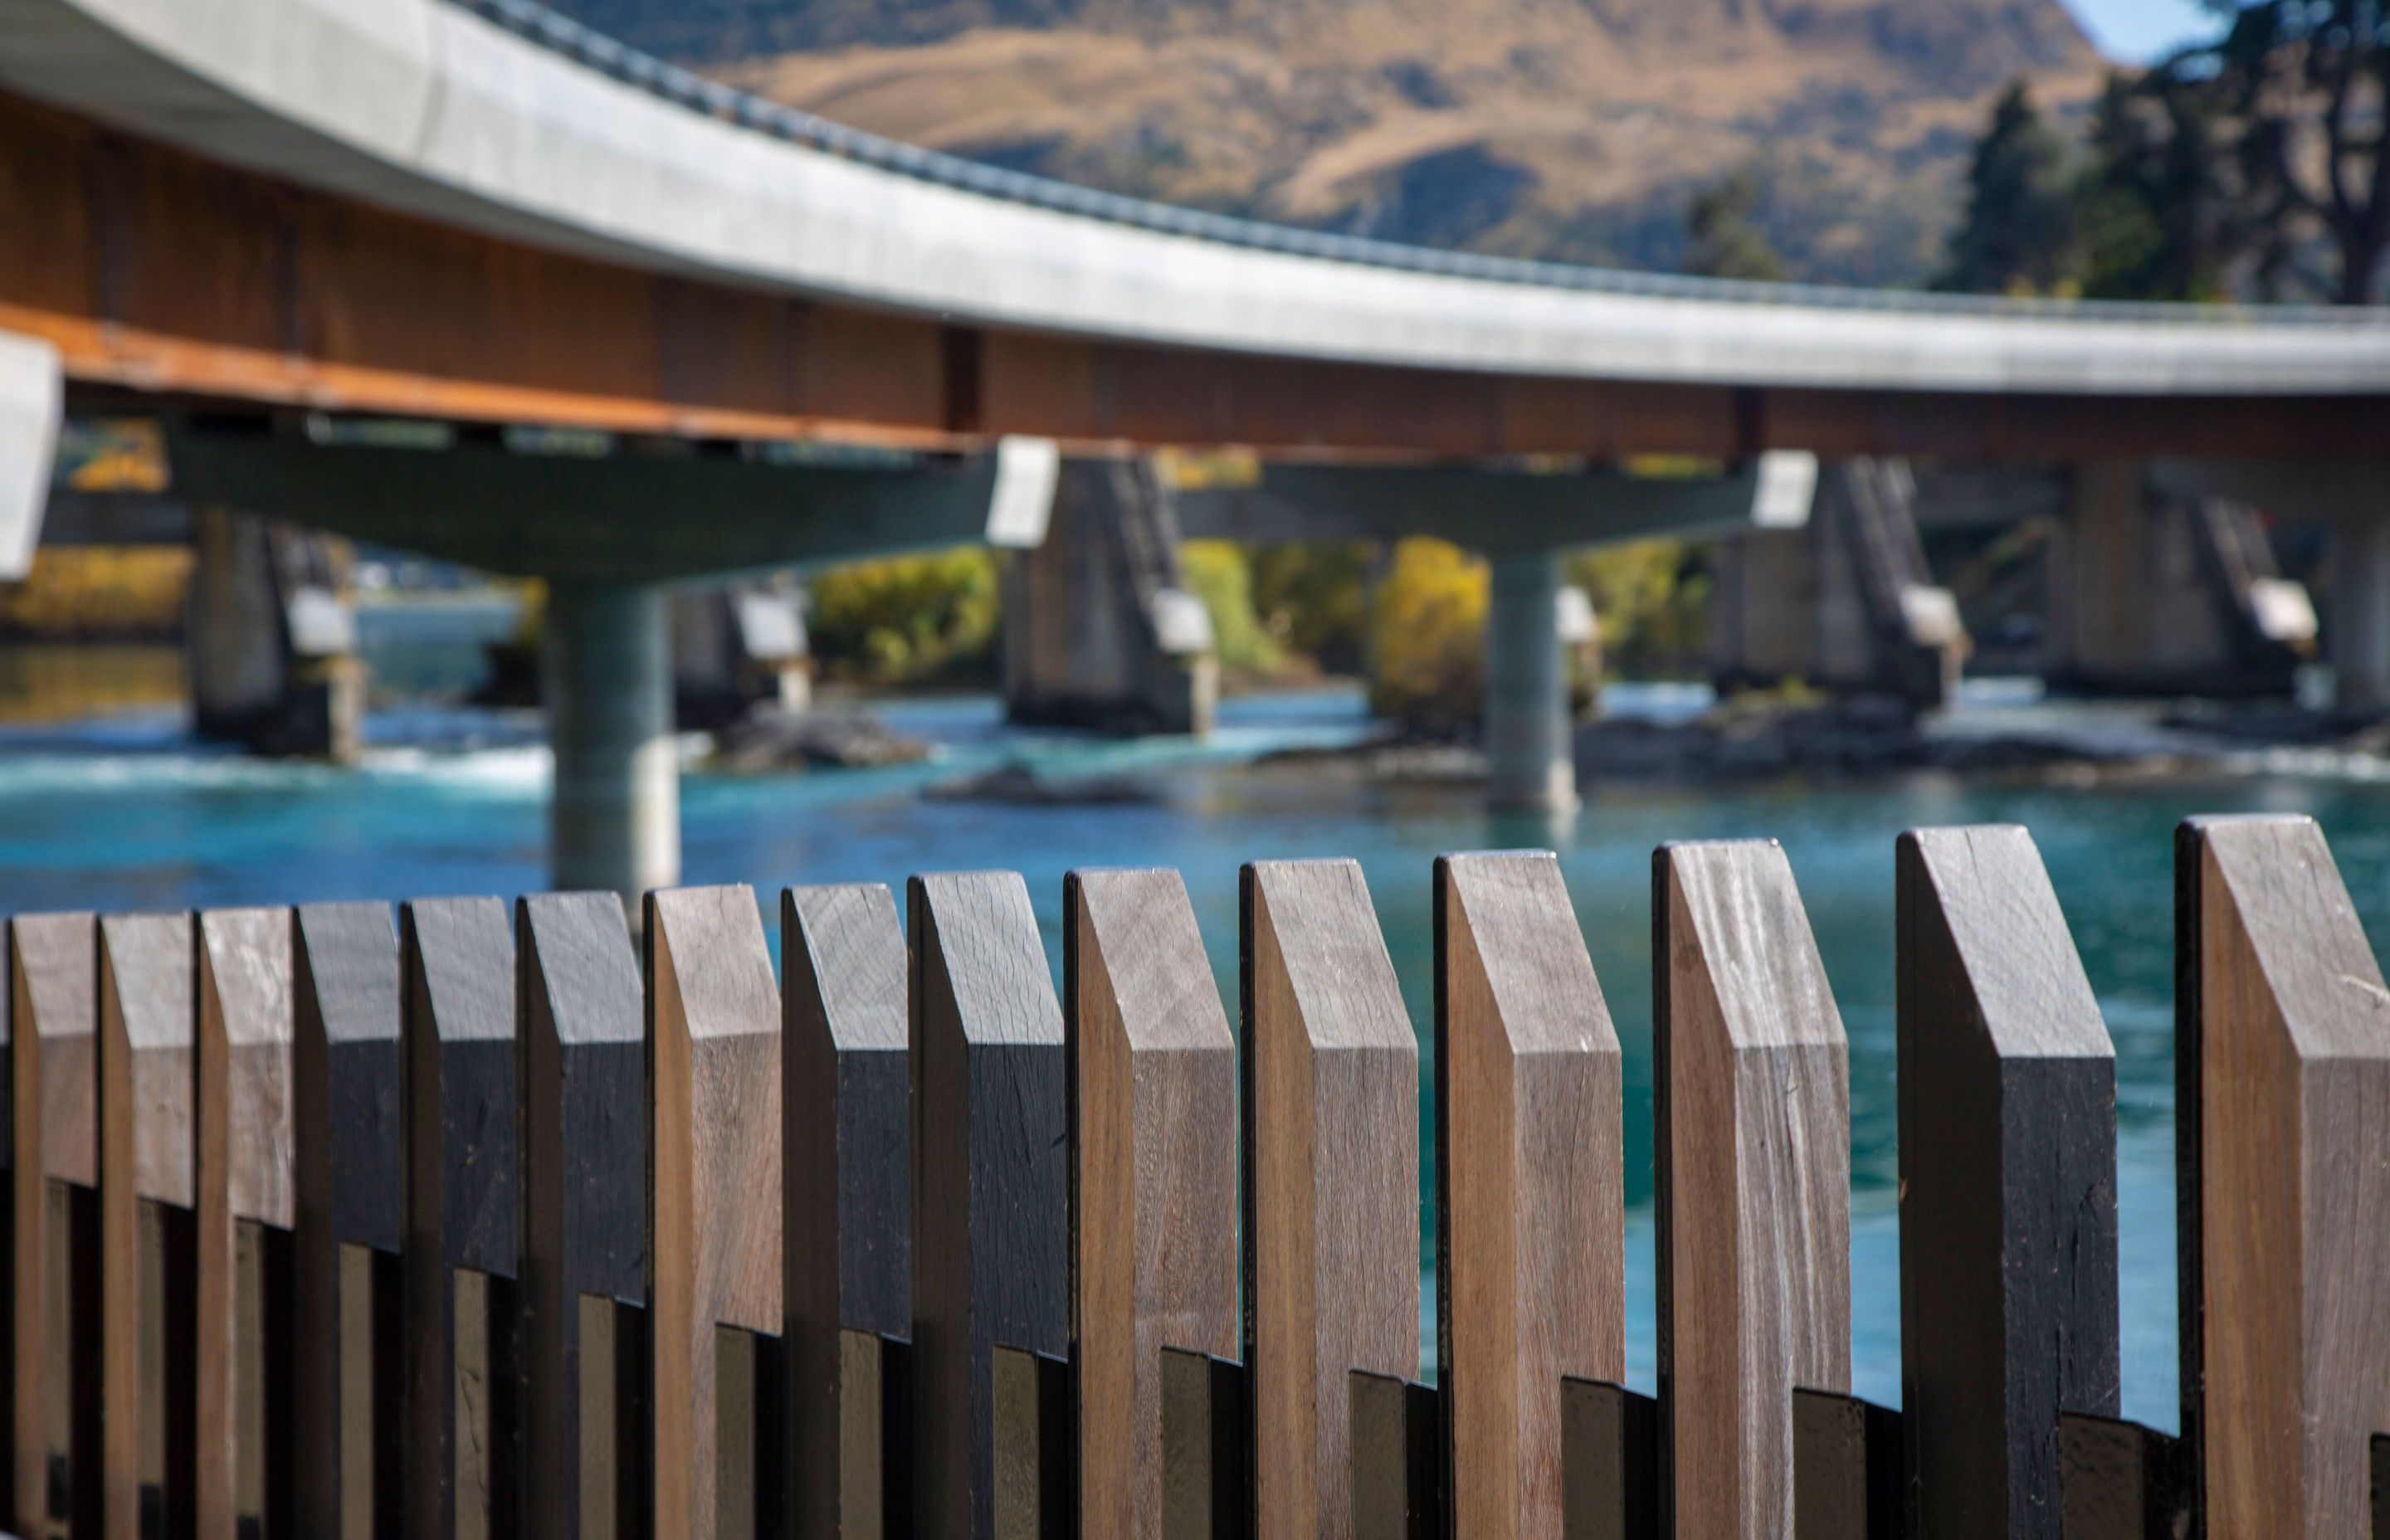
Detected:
[6,683,2390,1429]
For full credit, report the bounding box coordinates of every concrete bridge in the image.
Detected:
[1,0,2387,903]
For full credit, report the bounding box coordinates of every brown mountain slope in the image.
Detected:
[574,0,2109,282]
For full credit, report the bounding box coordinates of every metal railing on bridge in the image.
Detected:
[7,817,2390,1537]
[454,0,2383,332]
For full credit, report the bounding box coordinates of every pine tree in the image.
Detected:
[1939,81,2080,295]
[1683,171,1788,282]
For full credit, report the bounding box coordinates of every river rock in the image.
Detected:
[708,708,931,772]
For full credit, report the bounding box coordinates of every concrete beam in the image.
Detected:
[0,327,60,579]
[162,430,1017,582]
[1173,456,1810,551]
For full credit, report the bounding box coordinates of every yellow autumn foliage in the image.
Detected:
[1366,538,1486,731]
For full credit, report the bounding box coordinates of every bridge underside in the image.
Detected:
[7,92,2387,465]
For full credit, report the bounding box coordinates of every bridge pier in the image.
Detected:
[2047,462,2314,697]
[2330,520,2390,709]
[544,579,679,909]
[1004,459,1217,736]
[188,505,363,761]
[1707,460,1963,707]
[1484,547,1579,815]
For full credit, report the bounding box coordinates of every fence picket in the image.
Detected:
[1654,842,1851,1540]
[1240,859,1417,1540]
[910,871,1070,1540]
[194,908,296,1540]
[2178,815,2390,1535]
[1066,868,1238,1540]
[783,882,911,1540]
[1896,826,2119,1539]
[400,897,520,1540]
[98,911,196,1540]
[646,885,783,1540]
[1434,850,1622,1540]
[292,901,404,1540]
[7,912,98,1538]
[519,891,646,1540]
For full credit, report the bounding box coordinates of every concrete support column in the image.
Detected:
[2331,520,2390,709]
[1484,548,1579,815]
[544,579,679,908]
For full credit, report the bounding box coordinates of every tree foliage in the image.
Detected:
[1938,81,2084,295]
[1684,171,1789,282]
[809,548,1002,685]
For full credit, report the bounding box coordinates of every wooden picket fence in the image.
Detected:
[4,815,2388,1540]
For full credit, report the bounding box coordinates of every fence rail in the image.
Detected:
[6,816,2390,1538]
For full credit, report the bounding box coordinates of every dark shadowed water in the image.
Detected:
[7,683,2388,1427]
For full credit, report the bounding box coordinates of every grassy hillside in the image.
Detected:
[558,0,2106,284]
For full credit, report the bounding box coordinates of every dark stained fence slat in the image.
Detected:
[2178,815,2390,1534]
[1654,842,1850,1540]
[519,892,646,1540]
[400,897,520,1540]
[99,910,198,1540]
[195,908,297,1540]
[292,901,403,1540]
[646,885,782,1540]
[1895,826,2119,1539]
[1240,859,1417,1540]
[1066,868,1237,1540]
[910,870,1068,1540]
[783,883,910,1540]
[1434,850,1622,1540]
[8,913,97,1538]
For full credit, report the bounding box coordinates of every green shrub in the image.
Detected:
[1250,542,1373,674]
[1178,540,1283,680]
[1366,538,1486,733]
[809,548,1001,687]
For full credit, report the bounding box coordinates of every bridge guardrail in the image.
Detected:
[455,0,2387,330]
[7,816,2390,1535]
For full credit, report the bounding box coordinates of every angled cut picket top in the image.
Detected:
[1896,826,2119,1540]
[290,900,404,1540]
[784,882,911,1540]
[401,896,520,1540]
[98,909,196,1540]
[910,870,1071,1540]
[195,907,297,1540]
[1435,851,1622,1540]
[518,891,646,1540]
[1066,868,1238,1540]
[1241,858,1418,1540]
[646,884,782,1540]
[2179,815,2390,1537]
[8,911,97,1539]
[1654,841,1850,1540]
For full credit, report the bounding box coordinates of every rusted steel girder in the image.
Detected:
[3,91,2386,463]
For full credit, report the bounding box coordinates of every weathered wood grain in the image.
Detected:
[783,883,910,1540]
[1653,842,1850,1540]
[98,910,196,1540]
[647,885,783,1540]
[292,901,404,1540]
[2178,815,2390,1536]
[1240,859,1417,1540]
[1066,868,1238,1540]
[400,897,519,1540]
[519,892,646,1540]
[910,870,1069,1540]
[1434,851,1622,1540]
[194,908,296,1540]
[1896,826,2119,1539]
[7,912,96,1540]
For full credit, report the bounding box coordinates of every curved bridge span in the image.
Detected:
[1,0,2388,460]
